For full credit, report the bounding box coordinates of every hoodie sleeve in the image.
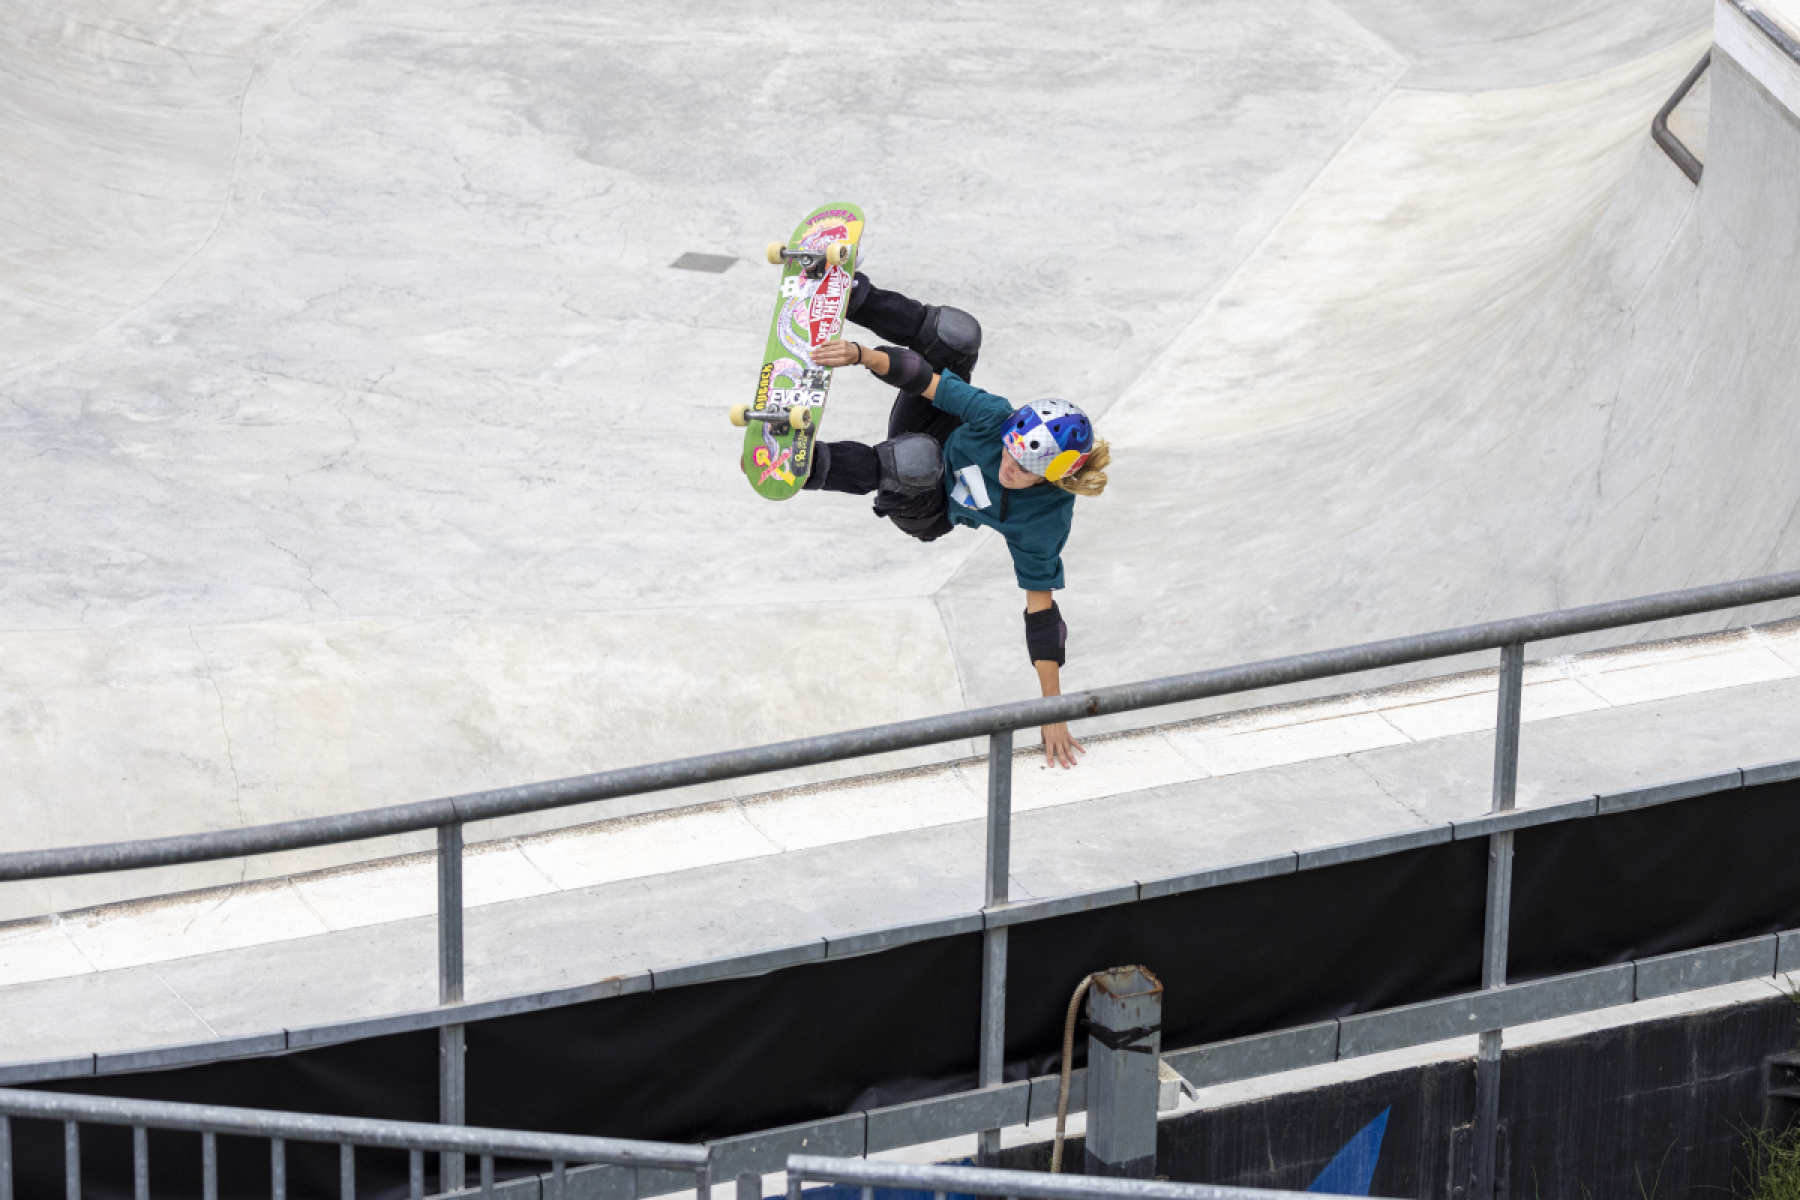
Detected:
[930,371,1014,437]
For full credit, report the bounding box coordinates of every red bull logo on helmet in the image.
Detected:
[1004,399,1094,479]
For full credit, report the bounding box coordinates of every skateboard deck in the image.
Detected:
[735,202,865,499]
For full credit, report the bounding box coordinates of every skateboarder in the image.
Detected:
[806,274,1110,770]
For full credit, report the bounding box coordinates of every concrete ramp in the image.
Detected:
[948,4,1800,717]
[16,0,1800,914]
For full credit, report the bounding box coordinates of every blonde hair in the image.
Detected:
[1049,439,1110,498]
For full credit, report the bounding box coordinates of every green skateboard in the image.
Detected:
[731,202,865,499]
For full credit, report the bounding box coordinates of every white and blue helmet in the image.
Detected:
[1002,399,1094,481]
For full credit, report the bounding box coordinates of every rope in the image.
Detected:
[1049,973,1094,1174]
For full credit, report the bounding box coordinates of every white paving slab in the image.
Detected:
[515,806,781,893]
[740,767,983,853]
[1163,696,1412,777]
[60,883,326,973]
[958,732,1209,814]
[0,920,92,989]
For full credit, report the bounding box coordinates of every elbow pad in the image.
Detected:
[872,345,934,394]
[1024,603,1067,666]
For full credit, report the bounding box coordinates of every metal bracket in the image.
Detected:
[1447,1121,1509,1200]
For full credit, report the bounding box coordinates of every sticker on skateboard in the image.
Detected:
[731,202,865,499]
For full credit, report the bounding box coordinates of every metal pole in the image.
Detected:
[63,1121,77,1200]
[133,1124,149,1200]
[438,822,467,1192]
[978,731,1012,1168]
[1472,643,1523,1200]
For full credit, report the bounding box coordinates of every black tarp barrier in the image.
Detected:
[1002,840,1489,1078]
[1510,777,1800,979]
[14,777,1800,1198]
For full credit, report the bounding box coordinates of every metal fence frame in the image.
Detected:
[0,1086,708,1200]
[9,571,1800,1196]
[782,1154,1325,1200]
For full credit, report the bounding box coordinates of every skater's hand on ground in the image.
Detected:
[1042,723,1085,769]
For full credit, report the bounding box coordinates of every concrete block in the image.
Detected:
[97,1032,288,1075]
[0,1055,93,1084]
[286,972,653,1049]
[985,884,1140,930]
[1635,935,1779,999]
[1337,965,1634,1057]
[1295,824,1452,871]
[1137,852,1297,901]
[1451,796,1597,839]
[1597,770,1741,814]
[1780,929,1800,976]
[1742,758,1800,786]
[652,941,825,991]
[826,914,982,959]
[1164,1021,1339,1089]
[864,1081,1030,1152]
[1028,1069,1087,1122]
[707,1114,866,1180]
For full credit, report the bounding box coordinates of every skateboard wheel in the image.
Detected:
[826,241,851,268]
[787,406,811,431]
[765,242,786,266]
[729,404,750,427]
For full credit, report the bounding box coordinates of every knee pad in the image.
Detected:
[875,433,944,503]
[917,305,982,379]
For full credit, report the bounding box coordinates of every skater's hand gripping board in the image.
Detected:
[732,202,865,499]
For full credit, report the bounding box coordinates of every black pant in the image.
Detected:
[808,275,963,541]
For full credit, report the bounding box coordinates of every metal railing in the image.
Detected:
[783,1154,1331,1200]
[0,1086,708,1200]
[1651,50,1711,184]
[8,570,1800,1194]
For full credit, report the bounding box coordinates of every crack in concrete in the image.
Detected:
[1346,751,1436,826]
[188,626,248,883]
[151,969,222,1039]
[264,538,342,614]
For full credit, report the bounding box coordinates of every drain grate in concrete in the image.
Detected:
[671,252,737,273]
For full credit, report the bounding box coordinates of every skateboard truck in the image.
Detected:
[729,403,811,431]
[765,240,853,280]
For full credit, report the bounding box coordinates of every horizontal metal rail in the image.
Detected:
[0,1086,705,1169]
[1727,0,1800,63]
[786,1154,1327,1200]
[5,568,1800,884]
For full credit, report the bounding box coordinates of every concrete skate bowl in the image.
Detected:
[5,0,1799,915]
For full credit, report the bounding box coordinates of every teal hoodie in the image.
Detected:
[932,372,1076,591]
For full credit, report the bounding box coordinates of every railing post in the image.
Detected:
[438,822,467,1193]
[978,730,1012,1168]
[1472,643,1524,1200]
